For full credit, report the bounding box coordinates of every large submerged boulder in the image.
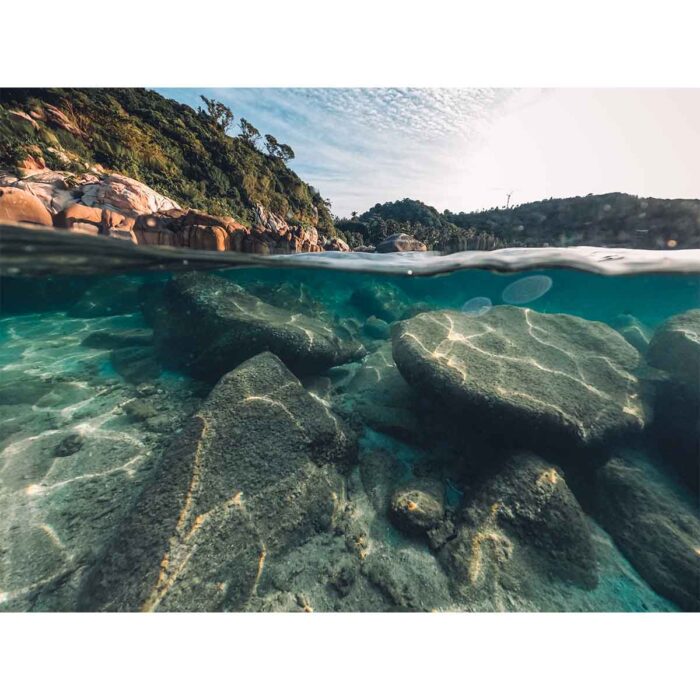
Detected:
[594,455,700,612]
[392,307,646,452]
[646,309,700,490]
[152,272,365,381]
[79,352,356,611]
[647,309,700,385]
[349,281,411,322]
[441,452,597,602]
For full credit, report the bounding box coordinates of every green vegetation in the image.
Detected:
[0,88,335,233]
[444,193,700,249]
[335,198,506,250]
[335,195,700,250]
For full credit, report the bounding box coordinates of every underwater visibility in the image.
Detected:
[0,235,699,613]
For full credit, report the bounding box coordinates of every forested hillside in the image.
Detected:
[0,88,336,234]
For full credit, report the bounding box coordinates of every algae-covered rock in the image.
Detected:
[79,352,356,611]
[363,316,391,340]
[441,452,597,602]
[152,272,365,381]
[611,313,651,354]
[647,308,700,387]
[646,309,700,489]
[359,448,408,514]
[334,344,424,443]
[389,478,445,536]
[349,281,410,322]
[594,455,700,612]
[392,307,646,451]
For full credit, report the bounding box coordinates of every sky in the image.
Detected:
[158,88,700,218]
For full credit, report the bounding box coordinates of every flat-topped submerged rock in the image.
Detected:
[151,272,366,381]
[392,306,646,451]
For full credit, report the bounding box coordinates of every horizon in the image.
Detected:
[158,88,700,218]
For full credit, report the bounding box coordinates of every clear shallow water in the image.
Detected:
[0,232,698,612]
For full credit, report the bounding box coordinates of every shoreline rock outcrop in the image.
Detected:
[0,168,346,255]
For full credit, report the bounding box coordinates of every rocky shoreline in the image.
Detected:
[0,167,427,255]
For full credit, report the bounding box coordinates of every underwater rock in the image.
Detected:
[650,381,699,491]
[441,452,597,599]
[0,370,52,405]
[0,416,156,611]
[611,313,651,353]
[81,328,153,350]
[335,344,423,443]
[53,433,84,457]
[392,307,646,452]
[646,309,700,489]
[647,309,700,386]
[79,352,355,612]
[245,280,329,318]
[350,282,410,323]
[110,346,161,384]
[376,233,427,253]
[152,272,365,382]
[123,398,158,422]
[361,547,451,611]
[328,556,359,597]
[363,316,391,340]
[358,448,408,514]
[389,479,445,536]
[594,455,700,612]
[399,302,433,320]
[68,277,142,318]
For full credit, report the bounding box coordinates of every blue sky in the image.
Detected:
[158,88,700,218]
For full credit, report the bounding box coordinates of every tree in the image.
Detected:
[264,134,280,157]
[239,118,260,146]
[199,95,234,133]
[264,134,295,161]
[278,143,295,162]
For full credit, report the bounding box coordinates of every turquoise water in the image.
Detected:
[0,243,698,612]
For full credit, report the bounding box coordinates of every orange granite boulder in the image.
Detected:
[0,187,53,226]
